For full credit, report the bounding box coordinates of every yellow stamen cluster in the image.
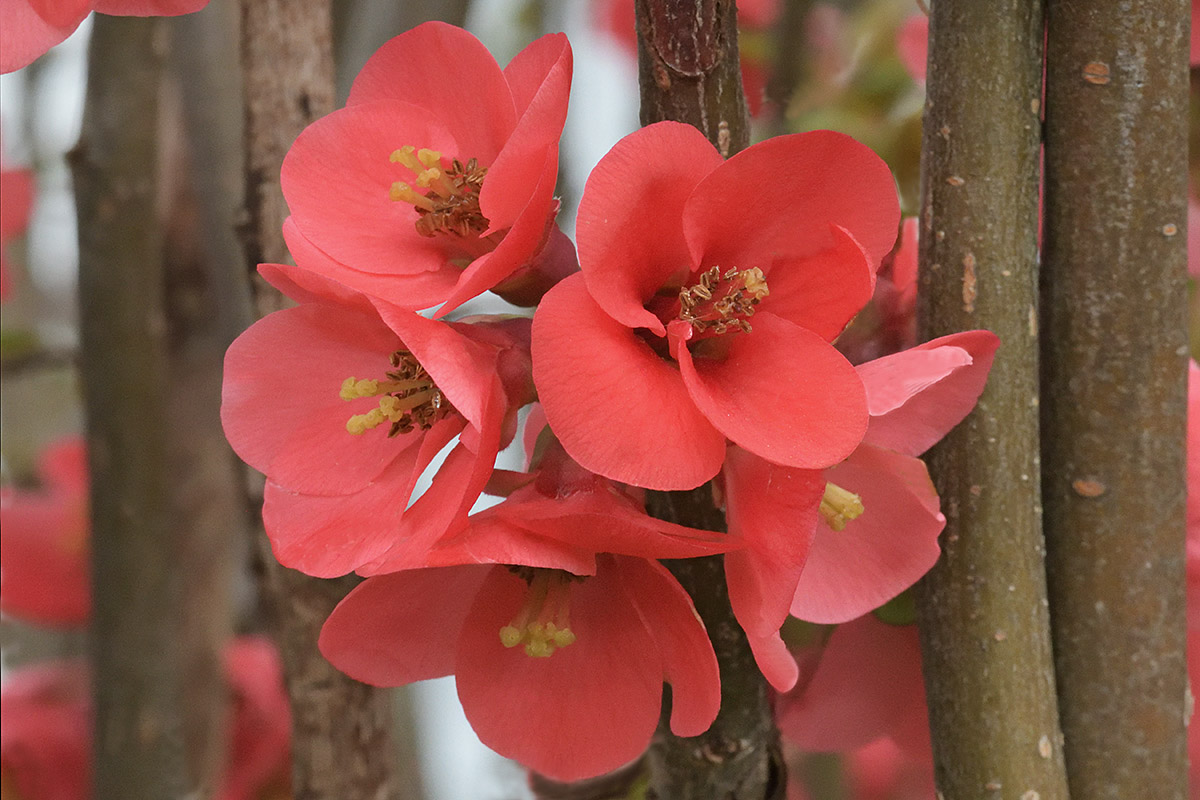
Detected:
[389,146,488,238]
[499,569,578,658]
[678,266,770,335]
[339,350,449,437]
[820,482,865,531]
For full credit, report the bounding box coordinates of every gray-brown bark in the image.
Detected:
[913,3,1072,799]
[73,15,191,800]
[1040,2,1191,797]
[238,2,398,798]
[635,3,778,799]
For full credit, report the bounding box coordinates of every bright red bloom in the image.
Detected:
[838,217,919,365]
[1188,360,1199,789]
[776,615,931,763]
[0,437,90,626]
[280,22,573,315]
[896,14,928,84]
[221,267,532,577]
[320,447,735,781]
[533,121,899,491]
[724,331,998,690]
[0,661,90,800]
[221,637,292,800]
[0,0,208,73]
[0,153,33,301]
[1188,192,1199,279]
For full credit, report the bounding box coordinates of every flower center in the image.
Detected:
[339,349,451,436]
[389,145,489,238]
[819,482,865,531]
[678,266,770,335]
[499,568,580,658]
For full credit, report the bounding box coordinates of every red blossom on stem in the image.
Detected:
[280,22,575,315]
[533,121,899,491]
[320,444,738,781]
[0,437,90,627]
[0,0,209,74]
[0,152,34,301]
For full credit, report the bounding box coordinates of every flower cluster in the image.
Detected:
[219,22,999,781]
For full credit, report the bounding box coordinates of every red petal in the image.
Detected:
[745,627,800,693]
[576,122,722,334]
[0,0,76,73]
[723,447,823,638]
[91,0,207,11]
[281,102,466,279]
[761,225,874,341]
[0,167,33,237]
[347,21,516,162]
[0,495,90,626]
[319,566,490,685]
[777,616,925,753]
[791,445,943,624]
[677,312,868,470]
[683,131,900,271]
[504,32,571,116]
[221,303,414,494]
[896,14,929,83]
[616,556,721,737]
[860,330,1000,456]
[28,0,89,27]
[532,274,726,490]
[455,564,662,780]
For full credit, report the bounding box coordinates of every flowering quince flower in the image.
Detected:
[280,22,574,315]
[0,436,90,626]
[319,441,739,781]
[0,0,209,73]
[896,14,928,84]
[533,121,900,491]
[1188,191,1199,279]
[0,150,34,301]
[775,614,932,763]
[0,661,90,800]
[837,217,919,365]
[221,262,534,578]
[222,637,292,800]
[724,330,999,690]
[1183,360,1200,788]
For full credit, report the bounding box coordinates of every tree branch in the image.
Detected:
[1040,2,1191,796]
[913,3,1072,798]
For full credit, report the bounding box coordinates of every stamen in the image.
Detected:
[820,482,865,531]
[678,266,770,335]
[339,350,451,437]
[390,182,436,212]
[388,145,489,238]
[498,570,579,659]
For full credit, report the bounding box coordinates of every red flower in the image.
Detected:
[533,121,899,490]
[221,267,532,577]
[221,637,292,800]
[0,437,90,626]
[0,153,34,301]
[0,0,208,73]
[319,447,736,780]
[280,22,573,315]
[896,14,928,84]
[0,661,90,800]
[724,331,998,690]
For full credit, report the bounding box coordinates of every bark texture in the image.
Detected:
[913,3,1072,799]
[239,3,398,799]
[1040,3,1191,797]
[73,15,190,800]
[636,4,777,798]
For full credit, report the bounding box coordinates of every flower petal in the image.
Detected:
[92,0,208,12]
[683,131,900,272]
[532,273,726,490]
[745,627,800,693]
[456,564,662,780]
[860,330,1000,456]
[791,444,943,624]
[615,556,720,736]
[576,122,722,334]
[319,565,491,685]
[221,302,420,494]
[677,312,868,470]
[723,446,823,638]
[761,225,875,341]
[504,31,571,116]
[0,0,76,73]
[0,495,90,626]
[347,21,516,162]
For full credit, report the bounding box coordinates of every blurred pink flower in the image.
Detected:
[0,152,34,301]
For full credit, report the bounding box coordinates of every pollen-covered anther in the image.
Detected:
[678,266,770,335]
[820,482,865,531]
[499,570,578,659]
[339,349,451,437]
[388,145,489,238]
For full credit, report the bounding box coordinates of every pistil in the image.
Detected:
[339,349,450,437]
[678,266,770,335]
[499,569,578,658]
[388,145,489,238]
[819,482,865,531]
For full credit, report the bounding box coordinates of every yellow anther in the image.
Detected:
[417,148,442,168]
[340,377,382,400]
[390,182,436,212]
[525,639,555,658]
[390,146,422,171]
[346,407,386,435]
[499,626,523,648]
[551,627,576,647]
[820,482,865,531]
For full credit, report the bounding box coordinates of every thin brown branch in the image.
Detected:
[238,2,398,798]
[1040,2,1191,796]
[72,14,191,799]
[913,2,1071,798]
